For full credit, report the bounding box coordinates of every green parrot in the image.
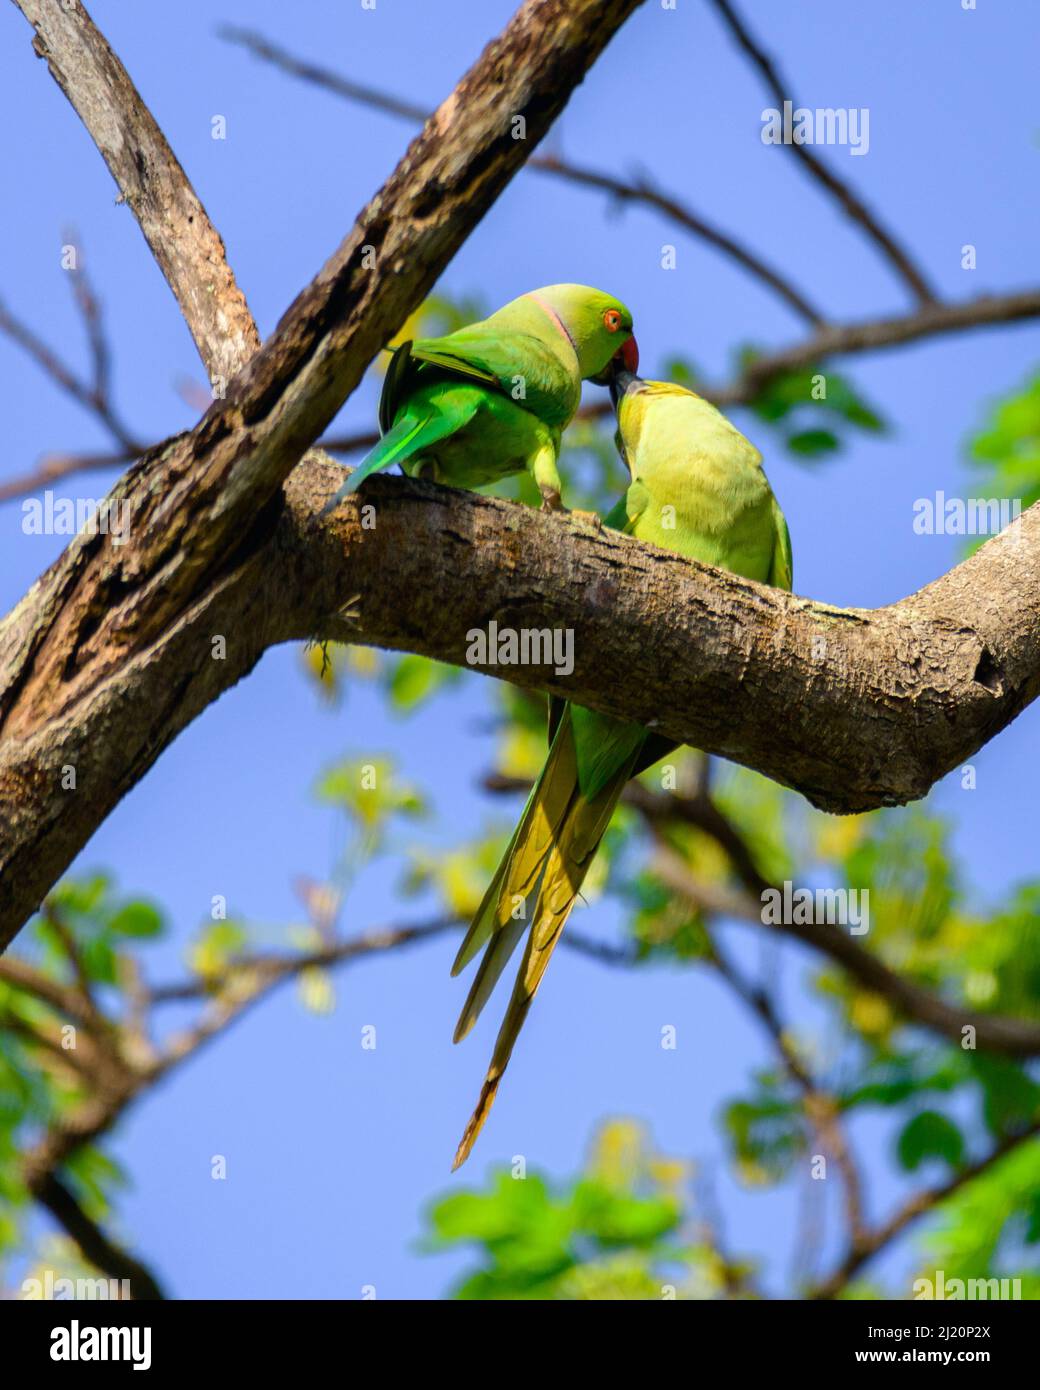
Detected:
[450,370,793,1169]
[321,285,638,515]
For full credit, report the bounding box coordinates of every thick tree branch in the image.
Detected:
[4,455,1040,954]
[0,0,646,952]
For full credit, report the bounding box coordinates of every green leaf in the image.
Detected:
[570,1180,680,1247]
[897,1111,965,1172]
[108,900,163,938]
[786,428,839,458]
[386,655,459,712]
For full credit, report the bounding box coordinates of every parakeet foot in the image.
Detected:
[539,487,563,512]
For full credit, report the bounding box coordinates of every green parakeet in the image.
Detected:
[321,285,638,514]
[450,370,793,1169]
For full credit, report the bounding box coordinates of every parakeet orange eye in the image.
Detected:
[603,309,622,333]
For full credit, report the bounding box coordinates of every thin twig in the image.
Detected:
[0,431,380,506]
[0,292,143,455]
[709,0,936,304]
[707,932,866,1246]
[217,24,824,326]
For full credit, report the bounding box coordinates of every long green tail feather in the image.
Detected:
[319,408,463,516]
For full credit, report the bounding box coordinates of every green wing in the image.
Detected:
[412,327,578,428]
[378,339,497,434]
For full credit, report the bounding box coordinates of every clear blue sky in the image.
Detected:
[2,0,1038,1298]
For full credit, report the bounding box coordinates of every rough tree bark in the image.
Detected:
[2,0,1039,963]
[0,0,647,948]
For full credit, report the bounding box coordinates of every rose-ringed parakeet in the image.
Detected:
[450,370,793,1169]
[321,285,638,515]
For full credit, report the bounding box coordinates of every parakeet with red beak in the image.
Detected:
[321,284,637,514]
[450,369,793,1169]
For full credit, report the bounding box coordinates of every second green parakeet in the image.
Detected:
[450,369,793,1168]
[322,284,638,514]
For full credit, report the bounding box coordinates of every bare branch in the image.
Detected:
[706,934,866,1246]
[0,431,379,506]
[33,1172,165,1300]
[63,232,129,438]
[718,290,1040,404]
[14,0,261,384]
[148,917,457,1005]
[218,23,825,327]
[0,291,143,454]
[709,0,936,304]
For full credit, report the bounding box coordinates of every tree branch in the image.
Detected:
[810,1118,1040,1299]
[4,449,1040,953]
[709,0,936,304]
[14,0,260,385]
[0,287,143,455]
[719,291,1040,404]
[218,23,825,327]
[0,0,647,953]
[705,932,867,1249]
[33,1172,165,1300]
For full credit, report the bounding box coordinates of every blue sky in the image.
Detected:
[2,0,1039,1298]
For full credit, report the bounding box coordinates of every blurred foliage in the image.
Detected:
[3,292,1038,1301]
[0,878,156,1287]
[736,350,885,460]
[424,1120,754,1299]
[414,671,1040,1298]
[967,371,1040,515]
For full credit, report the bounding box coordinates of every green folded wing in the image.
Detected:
[412,327,579,428]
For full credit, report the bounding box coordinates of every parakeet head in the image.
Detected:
[525,284,638,383]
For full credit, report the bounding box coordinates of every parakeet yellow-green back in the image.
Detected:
[321,285,638,515]
[450,371,792,1169]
